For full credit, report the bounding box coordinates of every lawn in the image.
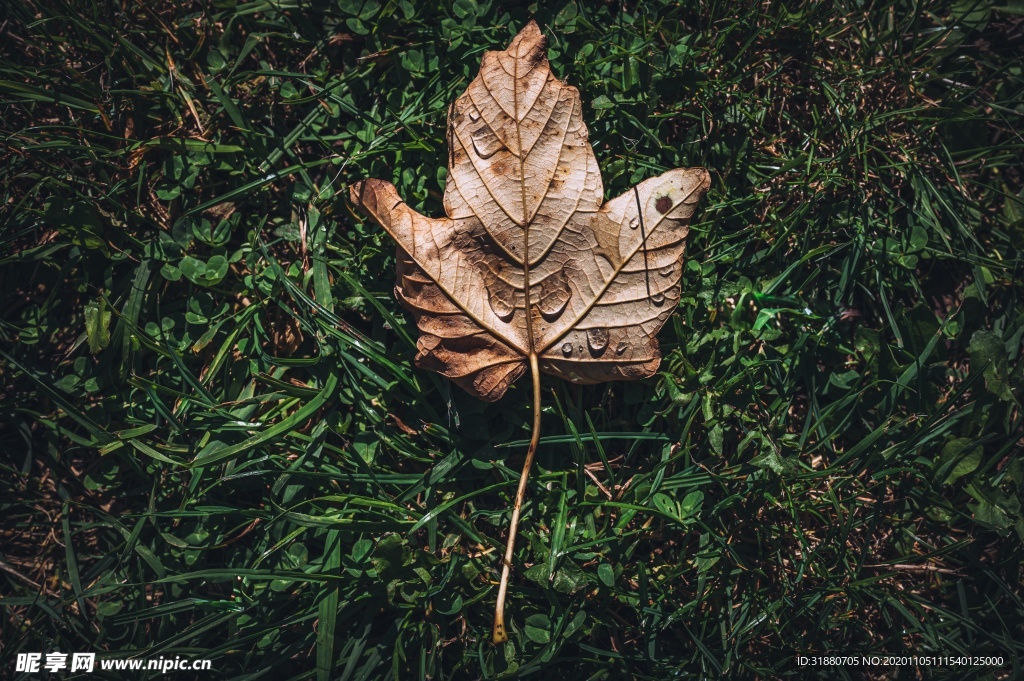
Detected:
[1,0,1023,679]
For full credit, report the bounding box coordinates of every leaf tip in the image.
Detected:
[508,19,546,58]
[348,180,364,207]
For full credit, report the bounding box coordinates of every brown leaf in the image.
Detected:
[351,22,709,402]
[351,23,710,642]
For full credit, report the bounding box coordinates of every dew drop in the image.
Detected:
[651,291,666,306]
[561,342,573,357]
[587,328,609,354]
[628,216,640,230]
[615,341,627,355]
[537,270,571,320]
[659,264,674,277]
[468,107,481,122]
[484,274,516,321]
[487,289,515,321]
[471,128,503,159]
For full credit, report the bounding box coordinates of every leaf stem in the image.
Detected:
[492,351,542,644]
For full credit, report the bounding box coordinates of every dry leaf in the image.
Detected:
[350,20,709,643]
[352,21,709,402]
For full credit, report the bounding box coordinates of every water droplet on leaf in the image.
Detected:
[484,272,516,321]
[651,291,666,306]
[587,328,609,354]
[487,289,515,320]
[537,269,571,320]
[615,341,627,355]
[561,342,573,357]
[471,128,503,159]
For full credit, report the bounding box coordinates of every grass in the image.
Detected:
[1,0,1023,678]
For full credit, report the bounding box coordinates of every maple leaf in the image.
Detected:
[351,20,709,643]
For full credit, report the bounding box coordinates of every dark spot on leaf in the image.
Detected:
[490,156,516,176]
[655,195,672,214]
